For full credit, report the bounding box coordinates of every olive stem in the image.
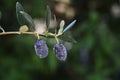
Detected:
[0,31,36,35]
[0,31,61,38]
[55,35,59,44]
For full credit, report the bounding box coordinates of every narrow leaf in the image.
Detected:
[58,20,65,35]
[60,20,65,29]
[16,2,24,11]
[20,11,35,31]
[54,15,57,33]
[16,2,25,26]
[46,6,51,29]
[63,20,77,33]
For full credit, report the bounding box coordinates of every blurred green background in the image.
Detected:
[0,0,120,80]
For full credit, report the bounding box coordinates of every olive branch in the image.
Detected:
[0,2,76,61]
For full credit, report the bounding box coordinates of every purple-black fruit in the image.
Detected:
[54,43,67,61]
[34,39,48,58]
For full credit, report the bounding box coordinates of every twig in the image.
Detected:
[0,31,60,38]
[0,31,36,35]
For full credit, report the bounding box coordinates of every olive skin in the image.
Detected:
[34,39,48,58]
[54,44,67,61]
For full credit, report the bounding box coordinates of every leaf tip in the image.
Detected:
[16,2,19,4]
[16,2,21,6]
[73,20,77,23]
[63,19,77,33]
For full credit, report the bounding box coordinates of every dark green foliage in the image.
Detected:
[16,2,25,26]
[46,6,51,30]
[16,2,35,31]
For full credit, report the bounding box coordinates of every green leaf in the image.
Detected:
[54,15,57,33]
[46,6,51,30]
[20,11,35,31]
[63,20,77,33]
[16,2,25,26]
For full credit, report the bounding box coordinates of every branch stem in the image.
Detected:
[0,31,59,38]
[0,31,35,35]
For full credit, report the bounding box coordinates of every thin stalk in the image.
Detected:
[0,31,59,38]
[0,31,35,35]
[55,35,59,44]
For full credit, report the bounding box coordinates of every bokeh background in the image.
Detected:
[0,0,120,80]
